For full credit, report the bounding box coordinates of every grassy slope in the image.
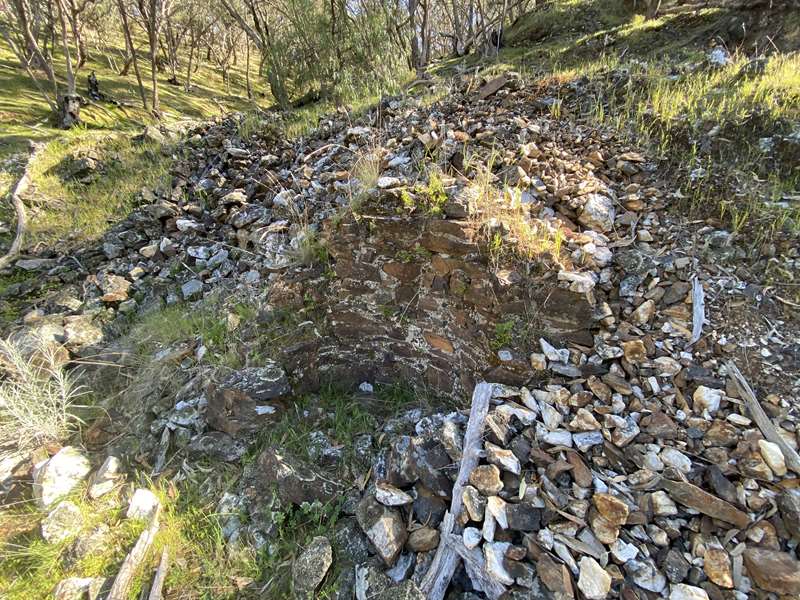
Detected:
[439,0,800,246]
[0,32,258,249]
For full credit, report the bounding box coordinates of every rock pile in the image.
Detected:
[353,379,800,599]
[3,68,799,600]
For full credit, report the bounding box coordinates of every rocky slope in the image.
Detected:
[2,68,800,599]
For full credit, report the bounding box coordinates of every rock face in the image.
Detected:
[207,365,290,436]
[356,493,407,566]
[257,447,344,505]
[33,447,92,508]
[292,536,333,598]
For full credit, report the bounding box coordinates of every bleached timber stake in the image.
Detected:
[147,548,169,600]
[727,361,800,474]
[419,382,503,600]
[107,507,161,600]
[689,276,705,346]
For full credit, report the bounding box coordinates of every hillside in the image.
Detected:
[1,1,800,599]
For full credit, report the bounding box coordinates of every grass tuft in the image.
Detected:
[0,334,85,456]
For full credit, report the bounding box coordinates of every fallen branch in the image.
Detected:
[419,382,496,600]
[727,361,800,475]
[0,142,44,271]
[107,507,161,600]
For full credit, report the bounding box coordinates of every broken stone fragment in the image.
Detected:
[669,583,709,600]
[407,527,439,552]
[483,541,514,586]
[593,493,629,526]
[702,547,733,588]
[33,446,92,509]
[88,456,123,499]
[462,485,486,521]
[375,483,413,506]
[624,558,667,593]
[577,556,611,600]
[181,278,203,300]
[758,439,787,477]
[630,299,656,326]
[356,494,407,566]
[777,489,800,539]
[53,577,106,600]
[292,536,333,598]
[578,193,615,232]
[463,527,481,549]
[692,386,722,415]
[41,500,83,543]
[622,339,647,363]
[468,464,503,496]
[743,547,800,595]
[660,478,750,529]
[126,488,160,520]
[484,441,521,475]
[650,490,678,516]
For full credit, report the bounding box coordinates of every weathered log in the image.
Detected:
[419,382,496,600]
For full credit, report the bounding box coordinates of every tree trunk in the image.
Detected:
[118,0,148,110]
[147,0,161,115]
[245,40,252,99]
[408,0,422,71]
[56,0,80,127]
[185,35,195,92]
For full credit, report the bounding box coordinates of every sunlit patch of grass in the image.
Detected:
[26,132,171,247]
[466,157,567,270]
[127,293,257,368]
[0,484,144,600]
[491,1,800,243]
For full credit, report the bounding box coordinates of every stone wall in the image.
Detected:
[274,198,595,399]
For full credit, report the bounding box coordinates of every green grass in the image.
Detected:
[0,32,258,253]
[442,0,800,246]
[24,131,172,246]
[0,484,145,599]
[126,294,259,369]
[0,37,257,155]
[246,383,418,473]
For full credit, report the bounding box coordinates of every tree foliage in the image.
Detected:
[0,0,545,124]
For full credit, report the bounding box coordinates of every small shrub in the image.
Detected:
[0,335,84,456]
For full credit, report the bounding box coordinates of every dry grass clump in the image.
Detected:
[467,163,567,269]
[0,335,83,456]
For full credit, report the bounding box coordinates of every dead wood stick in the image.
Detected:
[689,276,705,346]
[147,548,169,600]
[0,142,44,271]
[727,361,800,475]
[443,533,507,599]
[419,382,494,600]
[108,507,161,600]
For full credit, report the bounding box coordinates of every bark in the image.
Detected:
[56,0,81,127]
[117,0,148,110]
[245,39,251,99]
